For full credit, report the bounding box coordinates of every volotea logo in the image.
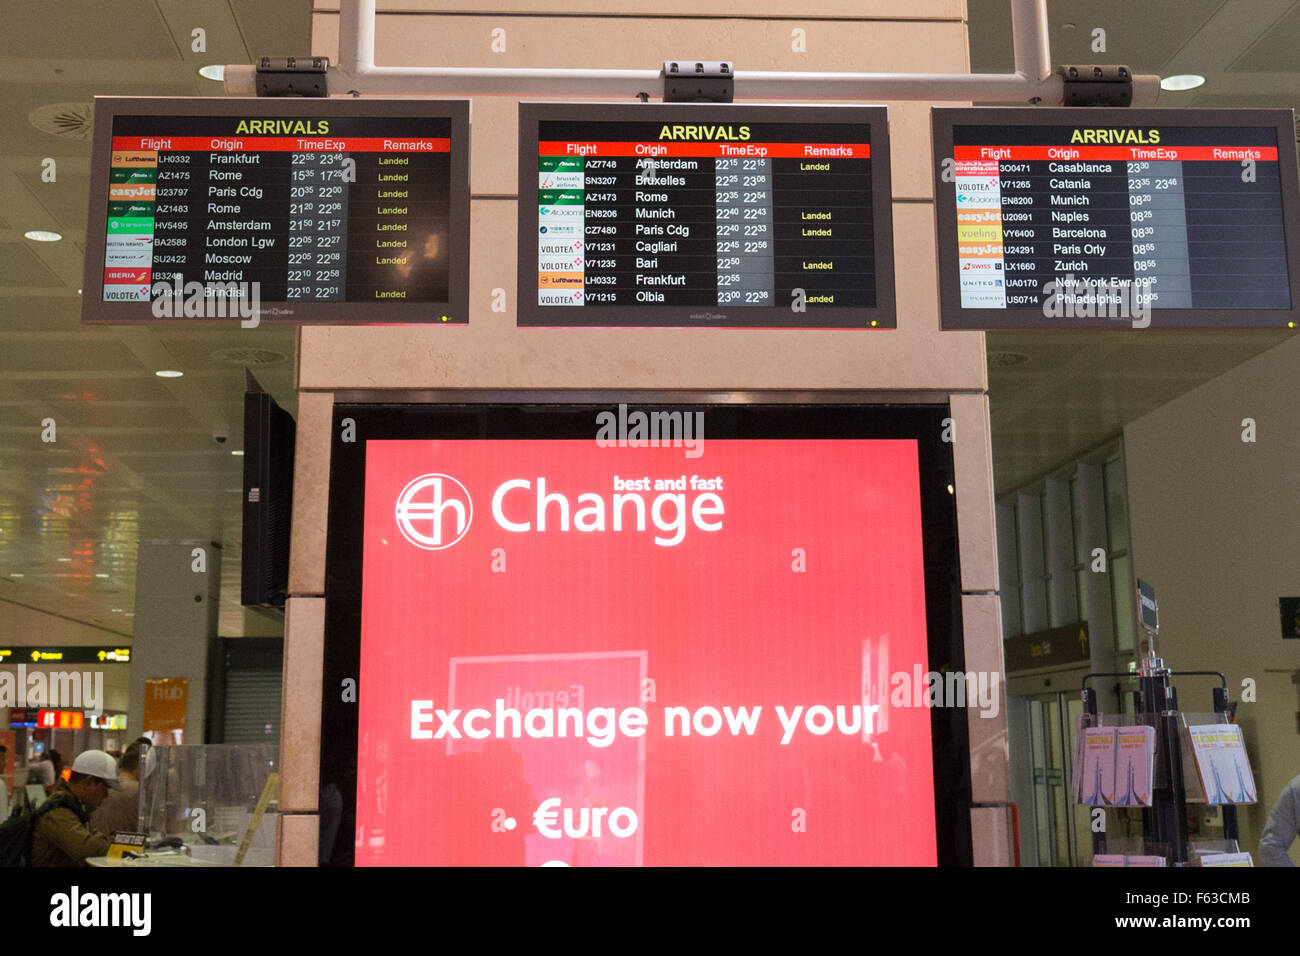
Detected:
[395,474,473,550]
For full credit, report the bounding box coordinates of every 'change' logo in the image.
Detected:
[396,474,473,550]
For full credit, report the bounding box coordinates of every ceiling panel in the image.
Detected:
[1226,4,1300,72]
[0,243,63,287]
[0,338,145,372]
[0,1,179,60]
[966,0,1230,74]
[16,172,92,235]
[231,0,314,58]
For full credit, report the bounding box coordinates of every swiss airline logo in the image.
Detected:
[395,474,473,550]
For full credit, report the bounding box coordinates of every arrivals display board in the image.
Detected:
[517,104,896,327]
[932,108,1300,329]
[320,404,971,866]
[81,98,470,324]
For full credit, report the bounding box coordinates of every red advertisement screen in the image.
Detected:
[350,431,941,866]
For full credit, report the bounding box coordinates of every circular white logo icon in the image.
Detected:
[395,473,473,550]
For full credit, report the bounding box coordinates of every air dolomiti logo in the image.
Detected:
[395,472,726,549]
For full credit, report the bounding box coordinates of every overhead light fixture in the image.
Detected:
[95,573,109,579]
[1160,74,1205,91]
[57,557,72,563]
[231,449,245,456]
[9,573,23,579]
[199,64,225,82]
[25,230,62,242]
[155,369,184,378]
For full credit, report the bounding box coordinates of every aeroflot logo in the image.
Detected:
[396,474,473,550]
[396,473,725,549]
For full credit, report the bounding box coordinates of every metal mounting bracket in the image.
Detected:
[1057,65,1134,107]
[255,56,330,97]
[663,61,734,103]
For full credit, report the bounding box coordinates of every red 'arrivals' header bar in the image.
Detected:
[540,141,870,159]
[111,136,450,153]
[953,145,1278,162]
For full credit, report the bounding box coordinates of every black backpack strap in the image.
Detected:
[24,793,88,866]
[33,792,89,825]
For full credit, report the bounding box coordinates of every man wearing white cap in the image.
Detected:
[30,749,119,867]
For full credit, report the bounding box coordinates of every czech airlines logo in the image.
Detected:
[395,474,472,550]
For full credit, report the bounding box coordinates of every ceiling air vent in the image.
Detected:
[28,102,93,141]
[987,350,1031,368]
[210,348,289,367]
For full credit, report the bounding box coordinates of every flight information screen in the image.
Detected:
[932,108,1300,329]
[82,98,470,324]
[517,104,895,328]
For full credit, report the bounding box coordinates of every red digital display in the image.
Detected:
[353,437,937,865]
[36,709,84,730]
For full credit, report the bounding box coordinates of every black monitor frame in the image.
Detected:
[81,96,471,325]
[516,103,896,329]
[318,398,971,867]
[931,107,1300,330]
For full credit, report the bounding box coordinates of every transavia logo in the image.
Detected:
[396,473,473,550]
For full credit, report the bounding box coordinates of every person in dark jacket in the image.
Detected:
[31,750,118,867]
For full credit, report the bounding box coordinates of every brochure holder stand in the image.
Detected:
[1076,584,1248,865]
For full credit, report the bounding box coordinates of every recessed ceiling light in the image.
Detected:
[95,573,109,578]
[110,608,122,613]
[1161,74,1205,91]
[25,230,62,242]
[57,557,72,563]
[9,573,23,579]
[231,449,245,456]
[199,64,225,82]
[155,369,184,378]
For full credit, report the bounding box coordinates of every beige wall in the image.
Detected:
[1125,334,1300,864]
[279,0,1009,865]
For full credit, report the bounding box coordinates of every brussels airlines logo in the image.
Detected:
[396,474,473,550]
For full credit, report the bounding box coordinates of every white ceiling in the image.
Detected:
[0,0,1295,638]
[0,1,309,638]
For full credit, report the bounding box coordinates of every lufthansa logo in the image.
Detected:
[395,474,472,550]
